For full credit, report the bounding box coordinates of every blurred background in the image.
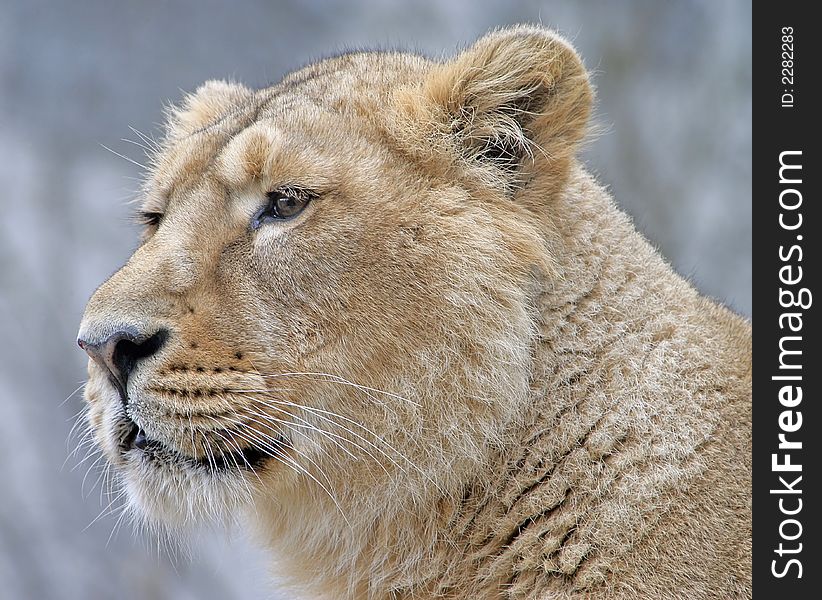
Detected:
[0,1,750,598]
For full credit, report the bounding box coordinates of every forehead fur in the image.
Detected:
[165,79,254,140]
[214,120,342,192]
[142,52,433,215]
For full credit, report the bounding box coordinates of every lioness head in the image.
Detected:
[78,26,590,531]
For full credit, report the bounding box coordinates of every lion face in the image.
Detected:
[78,29,591,528]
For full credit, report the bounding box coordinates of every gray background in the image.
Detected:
[0,1,750,599]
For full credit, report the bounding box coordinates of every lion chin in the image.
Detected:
[77,25,752,600]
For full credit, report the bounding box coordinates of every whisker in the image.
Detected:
[220,411,337,488]
[128,125,161,152]
[241,391,444,494]
[62,427,95,471]
[239,400,363,463]
[100,143,147,171]
[81,453,107,498]
[208,426,258,496]
[120,137,154,156]
[258,371,421,408]
[84,486,129,532]
[60,382,86,407]
[239,392,408,475]
[66,412,90,447]
[200,430,218,477]
[72,442,103,472]
[198,413,349,525]
[100,461,114,507]
[235,389,395,447]
[88,457,113,499]
[188,414,199,463]
[106,502,131,548]
[65,403,89,427]
[267,445,350,527]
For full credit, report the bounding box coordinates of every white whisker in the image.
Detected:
[260,371,421,408]
[128,125,161,152]
[60,382,86,407]
[221,411,337,489]
[238,391,409,476]
[100,143,148,170]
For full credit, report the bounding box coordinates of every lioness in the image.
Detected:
[78,25,752,599]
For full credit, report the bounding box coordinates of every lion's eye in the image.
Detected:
[252,189,313,228]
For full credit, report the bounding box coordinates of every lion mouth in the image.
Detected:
[120,418,279,472]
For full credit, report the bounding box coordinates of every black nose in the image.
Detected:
[78,329,168,402]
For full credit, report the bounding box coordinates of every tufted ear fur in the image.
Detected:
[164,80,252,139]
[397,26,592,195]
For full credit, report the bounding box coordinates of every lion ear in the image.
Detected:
[165,80,252,138]
[402,26,593,192]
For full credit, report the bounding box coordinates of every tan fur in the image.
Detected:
[78,26,752,599]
